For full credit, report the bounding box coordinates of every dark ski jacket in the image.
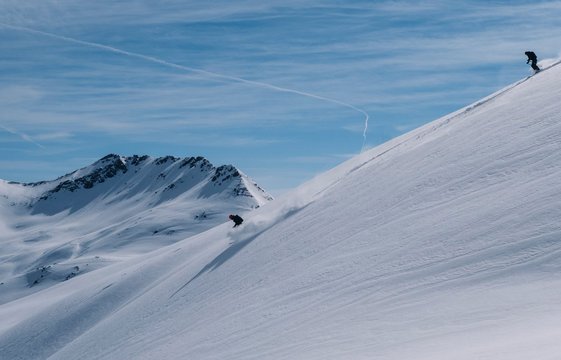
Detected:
[229,214,244,227]
[525,51,537,63]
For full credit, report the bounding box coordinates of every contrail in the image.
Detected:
[361,118,368,152]
[0,124,44,148]
[1,23,370,150]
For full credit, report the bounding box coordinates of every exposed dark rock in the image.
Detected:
[211,165,240,184]
[38,156,128,200]
[130,155,149,166]
[155,156,179,165]
[164,183,176,192]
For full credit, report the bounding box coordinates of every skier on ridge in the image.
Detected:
[525,51,540,73]
[229,214,244,227]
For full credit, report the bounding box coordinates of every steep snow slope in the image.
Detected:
[3,64,561,359]
[0,155,272,304]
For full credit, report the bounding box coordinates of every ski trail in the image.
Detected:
[0,23,370,150]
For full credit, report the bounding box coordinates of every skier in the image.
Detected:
[229,214,243,227]
[525,51,540,72]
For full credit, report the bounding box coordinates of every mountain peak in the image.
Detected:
[22,154,272,215]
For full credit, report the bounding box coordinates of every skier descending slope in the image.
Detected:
[525,51,540,73]
[229,214,244,228]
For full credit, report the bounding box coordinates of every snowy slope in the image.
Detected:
[0,155,272,304]
[3,63,561,360]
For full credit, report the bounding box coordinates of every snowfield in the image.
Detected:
[2,62,561,359]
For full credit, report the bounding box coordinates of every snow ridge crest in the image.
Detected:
[7,154,273,214]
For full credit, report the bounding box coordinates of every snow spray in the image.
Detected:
[0,23,370,151]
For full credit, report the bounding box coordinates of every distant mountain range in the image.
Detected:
[4,153,272,214]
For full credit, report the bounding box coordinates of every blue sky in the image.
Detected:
[2,0,561,195]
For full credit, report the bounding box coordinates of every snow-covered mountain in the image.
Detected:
[3,62,561,360]
[0,154,272,303]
